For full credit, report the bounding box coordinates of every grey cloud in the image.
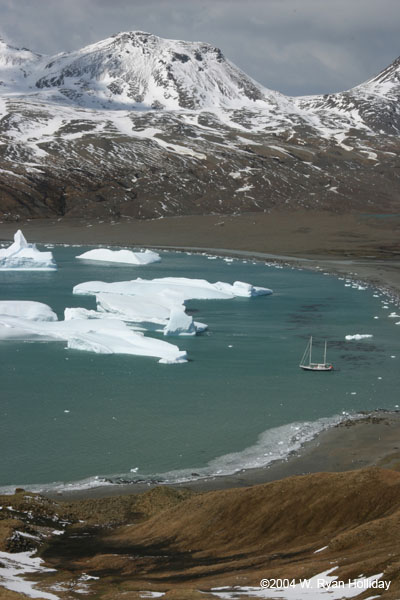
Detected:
[0,0,399,95]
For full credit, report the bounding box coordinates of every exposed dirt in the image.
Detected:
[2,468,400,598]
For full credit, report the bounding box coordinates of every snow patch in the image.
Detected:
[0,550,58,600]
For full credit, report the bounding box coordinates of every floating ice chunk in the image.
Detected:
[345,334,373,340]
[76,248,161,265]
[164,306,196,336]
[194,321,208,332]
[64,324,188,364]
[0,315,187,364]
[0,301,57,321]
[96,292,171,324]
[64,307,104,320]
[0,230,57,270]
[73,277,272,300]
[96,293,207,336]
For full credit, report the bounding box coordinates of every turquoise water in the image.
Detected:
[0,245,398,491]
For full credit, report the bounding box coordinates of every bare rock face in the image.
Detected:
[0,33,399,221]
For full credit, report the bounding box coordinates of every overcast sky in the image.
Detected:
[0,0,399,96]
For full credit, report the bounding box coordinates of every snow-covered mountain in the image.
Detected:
[0,38,42,91]
[297,55,400,135]
[0,32,399,221]
[1,31,284,110]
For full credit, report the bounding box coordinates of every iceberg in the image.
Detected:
[73,277,272,300]
[76,248,161,265]
[95,292,206,336]
[72,276,272,337]
[0,301,58,321]
[164,306,197,336]
[0,230,57,270]
[0,310,187,363]
[96,292,172,324]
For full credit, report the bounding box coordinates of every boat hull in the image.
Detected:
[300,364,333,371]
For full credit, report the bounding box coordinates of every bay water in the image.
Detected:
[0,245,398,492]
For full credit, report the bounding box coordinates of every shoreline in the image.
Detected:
[1,211,400,299]
[1,211,400,500]
[42,410,400,501]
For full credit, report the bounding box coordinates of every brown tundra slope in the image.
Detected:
[2,467,400,599]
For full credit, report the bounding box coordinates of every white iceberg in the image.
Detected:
[0,230,57,270]
[76,248,161,265]
[95,292,205,336]
[164,306,197,336]
[64,307,105,321]
[96,292,172,325]
[345,334,373,340]
[73,276,271,337]
[0,301,58,321]
[73,277,272,300]
[0,311,187,363]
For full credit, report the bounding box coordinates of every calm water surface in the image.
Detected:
[0,245,398,491]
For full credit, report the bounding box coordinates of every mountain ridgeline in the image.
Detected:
[0,32,399,220]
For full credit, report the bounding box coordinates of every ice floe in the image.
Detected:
[0,230,57,270]
[345,334,373,340]
[76,247,161,265]
[163,306,197,336]
[73,277,271,337]
[0,306,187,363]
[0,301,58,321]
[0,276,271,362]
[73,276,272,300]
[95,292,207,336]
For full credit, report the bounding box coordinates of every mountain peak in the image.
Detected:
[32,30,270,110]
[368,55,400,85]
[0,39,43,90]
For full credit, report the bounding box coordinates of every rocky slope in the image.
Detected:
[0,32,399,221]
[1,468,400,598]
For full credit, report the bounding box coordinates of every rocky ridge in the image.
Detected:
[0,32,399,221]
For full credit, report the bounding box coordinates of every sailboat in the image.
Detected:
[299,336,333,371]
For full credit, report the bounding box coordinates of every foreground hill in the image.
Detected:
[1,468,399,598]
[0,32,399,220]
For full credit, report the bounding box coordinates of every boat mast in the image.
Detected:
[324,340,327,364]
[309,336,312,365]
